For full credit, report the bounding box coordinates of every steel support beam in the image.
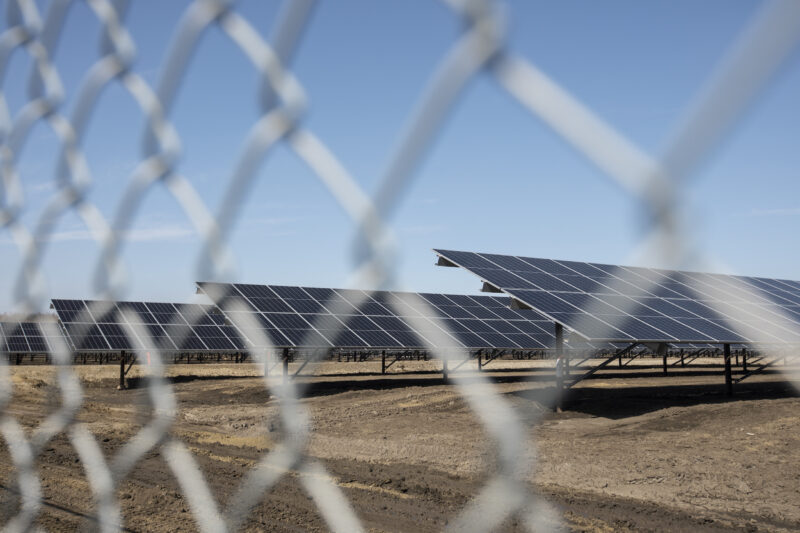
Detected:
[282,347,289,384]
[568,343,638,389]
[118,351,126,390]
[724,343,733,396]
[125,353,136,376]
[294,356,311,377]
[555,323,564,411]
[734,352,797,384]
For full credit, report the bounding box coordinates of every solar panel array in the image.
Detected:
[196,282,557,349]
[51,300,250,352]
[434,249,800,344]
[0,322,62,353]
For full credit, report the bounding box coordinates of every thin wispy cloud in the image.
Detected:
[0,224,196,246]
[48,225,195,243]
[749,206,800,216]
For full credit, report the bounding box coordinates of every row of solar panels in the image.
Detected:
[0,318,722,356]
[5,251,797,354]
[0,285,564,354]
[196,282,556,351]
[434,250,800,344]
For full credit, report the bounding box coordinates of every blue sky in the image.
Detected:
[1,0,798,312]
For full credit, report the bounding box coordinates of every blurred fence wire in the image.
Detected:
[2,0,800,531]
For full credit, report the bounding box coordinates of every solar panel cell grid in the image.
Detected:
[248,297,293,313]
[479,254,538,272]
[6,337,30,351]
[503,333,546,349]
[518,257,572,276]
[26,337,48,351]
[355,330,398,347]
[368,315,411,331]
[436,305,475,319]
[359,302,393,316]
[441,250,499,269]
[470,268,536,290]
[301,286,335,300]
[435,249,800,344]
[460,306,500,320]
[334,289,369,305]
[554,261,608,277]
[286,299,325,314]
[196,282,558,349]
[263,313,310,330]
[50,299,248,353]
[513,291,577,315]
[640,317,710,341]
[483,306,524,320]
[328,329,361,345]
[484,320,523,334]
[268,286,308,299]
[448,330,484,347]
[478,332,518,348]
[440,319,470,333]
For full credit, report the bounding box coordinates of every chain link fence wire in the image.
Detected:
[2,0,800,531]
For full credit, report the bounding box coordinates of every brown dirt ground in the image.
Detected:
[1,358,799,532]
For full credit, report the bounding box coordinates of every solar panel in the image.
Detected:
[434,249,800,344]
[196,283,560,350]
[51,299,248,352]
[0,322,64,354]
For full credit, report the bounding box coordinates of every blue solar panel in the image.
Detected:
[434,249,800,344]
[51,300,245,353]
[197,282,558,349]
[0,322,63,354]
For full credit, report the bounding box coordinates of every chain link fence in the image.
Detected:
[2,0,800,531]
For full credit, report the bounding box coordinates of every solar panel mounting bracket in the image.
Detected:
[436,255,458,267]
[510,298,532,310]
[480,282,503,293]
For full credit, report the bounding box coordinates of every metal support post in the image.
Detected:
[282,347,289,384]
[723,343,733,396]
[656,342,667,374]
[118,351,126,390]
[555,322,564,411]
